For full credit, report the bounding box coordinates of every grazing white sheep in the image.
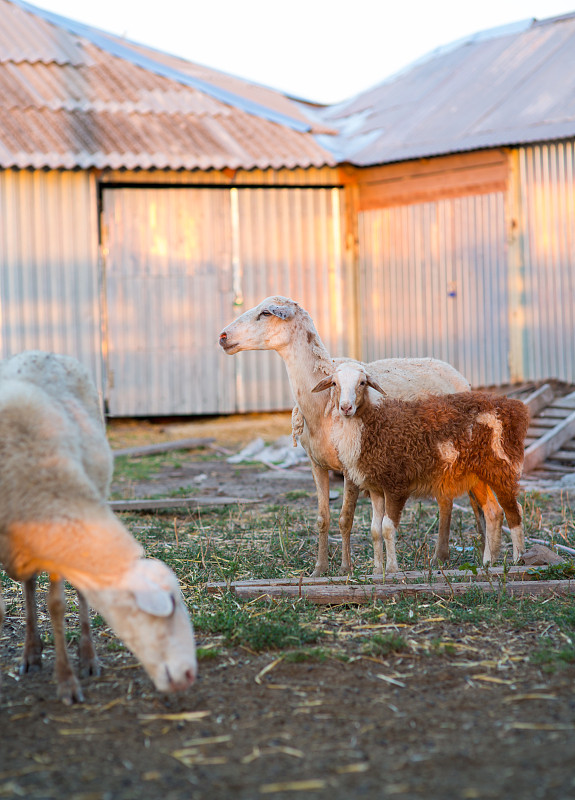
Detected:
[313,363,529,571]
[0,351,197,703]
[219,296,501,575]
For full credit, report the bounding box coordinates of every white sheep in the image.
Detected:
[0,351,197,703]
[313,363,529,571]
[219,296,501,575]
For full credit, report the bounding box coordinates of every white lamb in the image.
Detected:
[0,351,197,703]
[219,296,501,575]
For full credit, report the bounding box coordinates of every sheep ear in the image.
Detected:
[367,377,387,396]
[133,585,176,617]
[312,376,334,393]
[268,304,294,320]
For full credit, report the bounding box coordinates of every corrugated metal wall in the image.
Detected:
[102,183,349,415]
[358,192,509,387]
[518,142,575,383]
[233,187,347,412]
[0,169,102,388]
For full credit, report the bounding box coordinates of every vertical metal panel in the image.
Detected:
[0,168,102,390]
[358,192,509,387]
[233,187,348,412]
[518,143,575,383]
[102,187,235,416]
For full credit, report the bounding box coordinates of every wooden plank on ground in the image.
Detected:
[206,579,575,603]
[539,407,573,419]
[545,450,575,463]
[528,419,560,431]
[522,383,554,417]
[110,496,258,512]
[205,565,545,591]
[113,437,215,458]
[550,391,575,410]
[524,407,575,472]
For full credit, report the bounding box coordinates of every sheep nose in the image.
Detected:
[219,332,227,343]
[340,403,353,415]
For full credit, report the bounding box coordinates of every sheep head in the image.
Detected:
[219,296,302,354]
[82,559,197,693]
[312,364,386,417]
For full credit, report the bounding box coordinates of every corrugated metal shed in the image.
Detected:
[0,0,336,170]
[314,13,575,166]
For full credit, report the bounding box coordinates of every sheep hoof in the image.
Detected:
[57,677,85,705]
[19,660,42,675]
[19,649,43,675]
[310,567,326,577]
[338,565,353,576]
[79,655,102,679]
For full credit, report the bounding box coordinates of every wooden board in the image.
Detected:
[522,383,554,417]
[206,577,575,603]
[205,566,574,603]
[110,496,258,512]
[113,437,215,458]
[524,407,575,472]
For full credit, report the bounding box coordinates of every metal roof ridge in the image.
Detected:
[8,0,312,133]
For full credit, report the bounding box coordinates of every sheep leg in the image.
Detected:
[20,576,44,674]
[77,591,101,678]
[483,485,504,559]
[467,487,486,545]
[310,461,331,576]
[369,492,385,575]
[339,479,360,575]
[494,491,525,562]
[471,482,503,564]
[381,493,406,573]
[47,578,84,705]
[432,495,452,564]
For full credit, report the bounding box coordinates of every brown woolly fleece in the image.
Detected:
[354,391,529,523]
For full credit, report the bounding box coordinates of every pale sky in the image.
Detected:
[26,0,575,104]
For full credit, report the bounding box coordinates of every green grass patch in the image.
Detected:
[193,594,323,652]
[362,632,407,657]
[284,490,312,501]
[113,452,185,483]
[530,643,575,672]
[283,647,332,663]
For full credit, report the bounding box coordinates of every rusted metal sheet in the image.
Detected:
[358,192,509,387]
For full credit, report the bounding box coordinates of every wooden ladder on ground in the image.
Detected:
[523,384,575,475]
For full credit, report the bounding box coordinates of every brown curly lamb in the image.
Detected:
[313,363,529,573]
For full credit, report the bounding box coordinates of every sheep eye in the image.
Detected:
[359,380,366,386]
[259,310,271,318]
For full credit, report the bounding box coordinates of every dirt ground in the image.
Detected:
[1,414,575,800]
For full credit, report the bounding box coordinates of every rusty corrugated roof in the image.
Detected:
[313,14,575,166]
[0,0,336,170]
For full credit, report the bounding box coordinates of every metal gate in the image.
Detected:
[101,185,346,415]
